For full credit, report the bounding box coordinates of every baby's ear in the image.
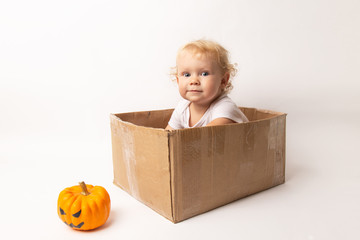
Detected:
[221,72,230,87]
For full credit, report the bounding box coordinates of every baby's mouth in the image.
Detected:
[187,90,202,92]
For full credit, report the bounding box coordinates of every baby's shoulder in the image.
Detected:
[211,95,237,109]
[174,98,190,113]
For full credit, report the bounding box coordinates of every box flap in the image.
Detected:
[110,114,173,220]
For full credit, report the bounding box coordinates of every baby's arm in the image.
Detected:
[206,118,236,126]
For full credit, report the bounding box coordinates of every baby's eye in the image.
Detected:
[183,73,190,77]
[201,72,209,76]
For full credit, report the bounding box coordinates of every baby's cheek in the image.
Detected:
[178,83,187,93]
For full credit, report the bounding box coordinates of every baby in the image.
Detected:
[165,39,248,130]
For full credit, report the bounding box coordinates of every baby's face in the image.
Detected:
[176,50,228,107]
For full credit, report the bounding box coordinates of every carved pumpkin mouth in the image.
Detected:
[64,221,85,229]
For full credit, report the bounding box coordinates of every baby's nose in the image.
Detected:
[190,76,200,85]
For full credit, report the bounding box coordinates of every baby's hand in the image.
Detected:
[165,125,174,130]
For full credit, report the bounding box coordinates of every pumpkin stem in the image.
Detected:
[79,181,90,196]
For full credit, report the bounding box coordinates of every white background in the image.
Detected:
[1,0,359,239]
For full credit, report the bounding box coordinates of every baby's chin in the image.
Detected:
[182,93,203,102]
[185,97,216,107]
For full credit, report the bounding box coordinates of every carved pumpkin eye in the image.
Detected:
[59,208,66,215]
[59,208,81,218]
[72,210,81,218]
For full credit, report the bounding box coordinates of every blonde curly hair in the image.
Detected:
[171,39,237,93]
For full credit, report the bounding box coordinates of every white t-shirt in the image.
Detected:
[168,94,249,129]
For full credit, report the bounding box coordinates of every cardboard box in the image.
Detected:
[110,107,286,223]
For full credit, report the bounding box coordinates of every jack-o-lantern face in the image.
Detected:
[59,207,84,229]
[57,182,111,231]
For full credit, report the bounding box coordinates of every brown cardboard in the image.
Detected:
[110,107,286,223]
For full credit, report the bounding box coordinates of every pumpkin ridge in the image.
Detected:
[95,186,110,204]
[91,197,100,228]
[83,197,93,229]
[62,194,78,224]
[96,187,111,220]
[70,196,83,228]
[98,189,110,220]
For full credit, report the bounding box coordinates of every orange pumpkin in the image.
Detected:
[57,181,111,231]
